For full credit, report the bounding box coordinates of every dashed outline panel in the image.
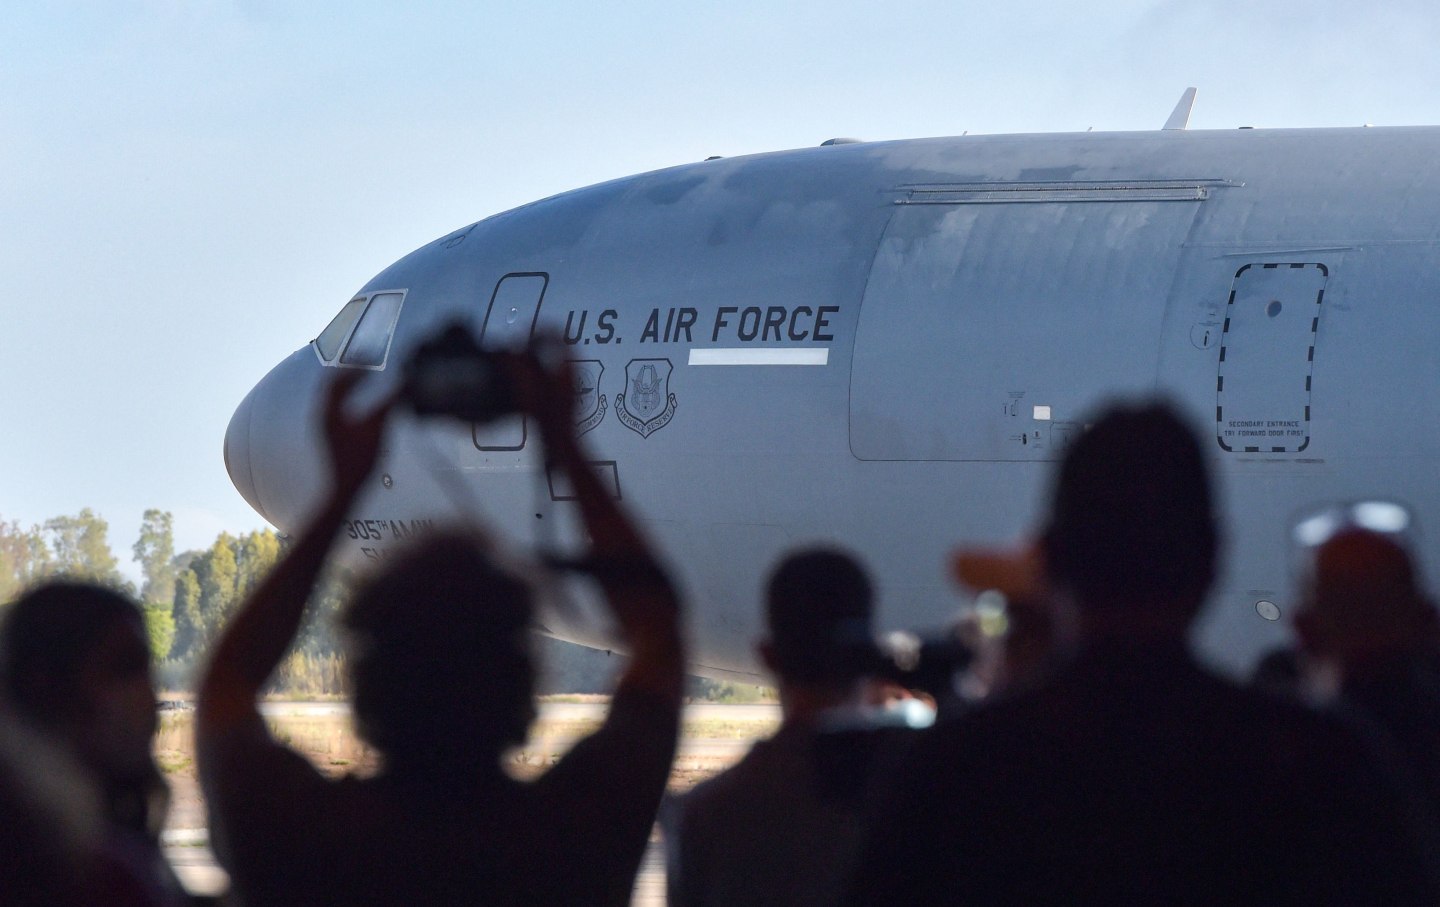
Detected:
[1216,262,1328,454]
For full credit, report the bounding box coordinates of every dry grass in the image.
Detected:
[155,702,778,827]
[155,711,380,784]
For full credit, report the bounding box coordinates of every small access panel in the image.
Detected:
[473,272,549,451]
[1216,263,1327,453]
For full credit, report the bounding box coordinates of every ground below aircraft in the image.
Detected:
[225,119,1440,680]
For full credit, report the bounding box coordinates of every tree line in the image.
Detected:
[0,509,347,692]
[0,508,746,699]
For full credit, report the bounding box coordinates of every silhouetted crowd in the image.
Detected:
[5,349,1440,905]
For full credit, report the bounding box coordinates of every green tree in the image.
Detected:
[141,602,176,663]
[0,519,51,603]
[170,568,203,659]
[133,509,176,605]
[43,509,121,585]
[192,534,239,641]
[233,529,281,601]
[294,569,348,656]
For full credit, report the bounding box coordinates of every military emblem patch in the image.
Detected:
[571,360,607,437]
[617,358,677,439]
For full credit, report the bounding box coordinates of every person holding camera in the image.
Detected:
[196,348,684,906]
[664,547,902,907]
[849,402,1440,905]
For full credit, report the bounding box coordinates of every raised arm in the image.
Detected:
[518,346,686,906]
[197,373,392,739]
[523,348,685,704]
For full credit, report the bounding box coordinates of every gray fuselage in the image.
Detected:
[225,126,1440,679]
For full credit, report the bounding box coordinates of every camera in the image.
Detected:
[400,321,520,424]
[867,630,975,698]
[827,622,974,699]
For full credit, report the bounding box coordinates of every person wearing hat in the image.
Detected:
[849,401,1439,905]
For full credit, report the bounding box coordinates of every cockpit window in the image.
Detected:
[312,291,408,368]
[340,292,405,367]
[315,298,367,361]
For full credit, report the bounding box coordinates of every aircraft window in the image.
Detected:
[340,292,405,367]
[315,298,367,361]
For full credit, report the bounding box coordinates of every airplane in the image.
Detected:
[223,99,1440,682]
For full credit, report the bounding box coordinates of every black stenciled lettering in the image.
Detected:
[815,306,839,342]
[713,307,738,342]
[562,311,586,345]
[345,522,359,540]
[663,308,677,342]
[675,308,698,343]
[762,307,786,341]
[738,306,762,341]
[364,520,382,540]
[595,310,617,344]
[788,306,813,341]
[640,309,661,343]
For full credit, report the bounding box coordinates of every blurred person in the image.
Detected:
[849,401,1440,905]
[664,547,900,907]
[1250,645,1304,697]
[1295,527,1440,807]
[952,545,1062,693]
[196,349,684,907]
[0,709,101,907]
[0,581,187,906]
[985,591,1058,693]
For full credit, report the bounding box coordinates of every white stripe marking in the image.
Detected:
[688,348,830,366]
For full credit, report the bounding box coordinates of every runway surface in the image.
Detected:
[254,700,780,722]
[163,700,780,904]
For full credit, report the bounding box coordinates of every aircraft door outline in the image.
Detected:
[473,272,549,451]
[1216,263,1328,454]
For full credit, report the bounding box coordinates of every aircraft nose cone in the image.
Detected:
[224,350,338,534]
[225,384,269,523]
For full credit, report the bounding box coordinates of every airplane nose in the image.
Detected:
[225,382,269,523]
[224,350,338,533]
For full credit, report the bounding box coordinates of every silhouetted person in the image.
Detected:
[196,350,684,907]
[1296,527,1440,809]
[1250,645,1304,697]
[0,710,100,907]
[665,548,893,907]
[849,401,1440,905]
[953,545,1061,693]
[0,581,186,906]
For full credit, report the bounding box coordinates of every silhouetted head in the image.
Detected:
[343,533,535,778]
[762,548,874,688]
[1042,402,1218,617]
[0,582,157,785]
[1295,527,1436,665]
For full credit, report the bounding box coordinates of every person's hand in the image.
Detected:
[322,371,396,498]
[511,335,578,450]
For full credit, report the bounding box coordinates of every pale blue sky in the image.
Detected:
[5,0,1440,575]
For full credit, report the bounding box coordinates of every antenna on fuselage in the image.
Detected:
[1163,87,1198,130]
